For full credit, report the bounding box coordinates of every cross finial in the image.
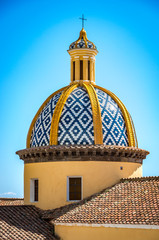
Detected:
[79,14,87,29]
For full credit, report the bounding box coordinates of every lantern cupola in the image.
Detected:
[68,28,98,84]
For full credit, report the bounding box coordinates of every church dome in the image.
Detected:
[27,28,137,148]
[27,84,137,148]
[69,28,97,50]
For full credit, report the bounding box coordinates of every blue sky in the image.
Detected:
[0,0,159,197]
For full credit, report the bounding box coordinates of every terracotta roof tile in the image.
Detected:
[0,205,56,239]
[0,198,24,206]
[42,177,159,225]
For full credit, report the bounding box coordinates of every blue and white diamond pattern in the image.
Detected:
[87,41,93,49]
[70,42,76,49]
[58,87,94,145]
[69,40,94,49]
[30,86,129,147]
[30,91,62,147]
[95,88,128,146]
[77,38,86,48]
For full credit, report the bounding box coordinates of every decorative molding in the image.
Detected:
[16,145,149,164]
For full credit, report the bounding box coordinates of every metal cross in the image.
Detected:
[79,14,87,29]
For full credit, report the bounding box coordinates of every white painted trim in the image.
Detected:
[67,176,83,202]
[72,80,94,83]
[30,178,38,203]
[54,223,159,229]
[68,48,98,55]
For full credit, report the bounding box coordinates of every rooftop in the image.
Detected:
[42,177,159,226]
[0,205,56,239]
[1,176,158,239]
[0,198,24,206]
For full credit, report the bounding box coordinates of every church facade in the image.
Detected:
[14,27,159,240]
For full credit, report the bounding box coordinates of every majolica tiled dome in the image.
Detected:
[27,85,137,148]
[69,28,97,50]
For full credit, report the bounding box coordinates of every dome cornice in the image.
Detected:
[16,145,149,164]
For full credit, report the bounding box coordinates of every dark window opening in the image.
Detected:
[80,60,83,80]
[69,177,81,201]
[88,60,90,80]
[73,61,75,81]
[34,179,38,202]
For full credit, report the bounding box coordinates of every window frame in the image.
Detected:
[30,178,39,202]
[67,176,83,202]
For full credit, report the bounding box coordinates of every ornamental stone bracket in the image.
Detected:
[16,145,149,164]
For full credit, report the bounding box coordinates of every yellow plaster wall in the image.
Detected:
[54,224,159,240]
[24,161,142,210]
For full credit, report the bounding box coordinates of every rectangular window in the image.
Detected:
[80,60,83,80]
[30,179,39,202]
[73,61,75,81]
[67,177,82,201]
[34,179,38,201]
[88,60,90,80]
